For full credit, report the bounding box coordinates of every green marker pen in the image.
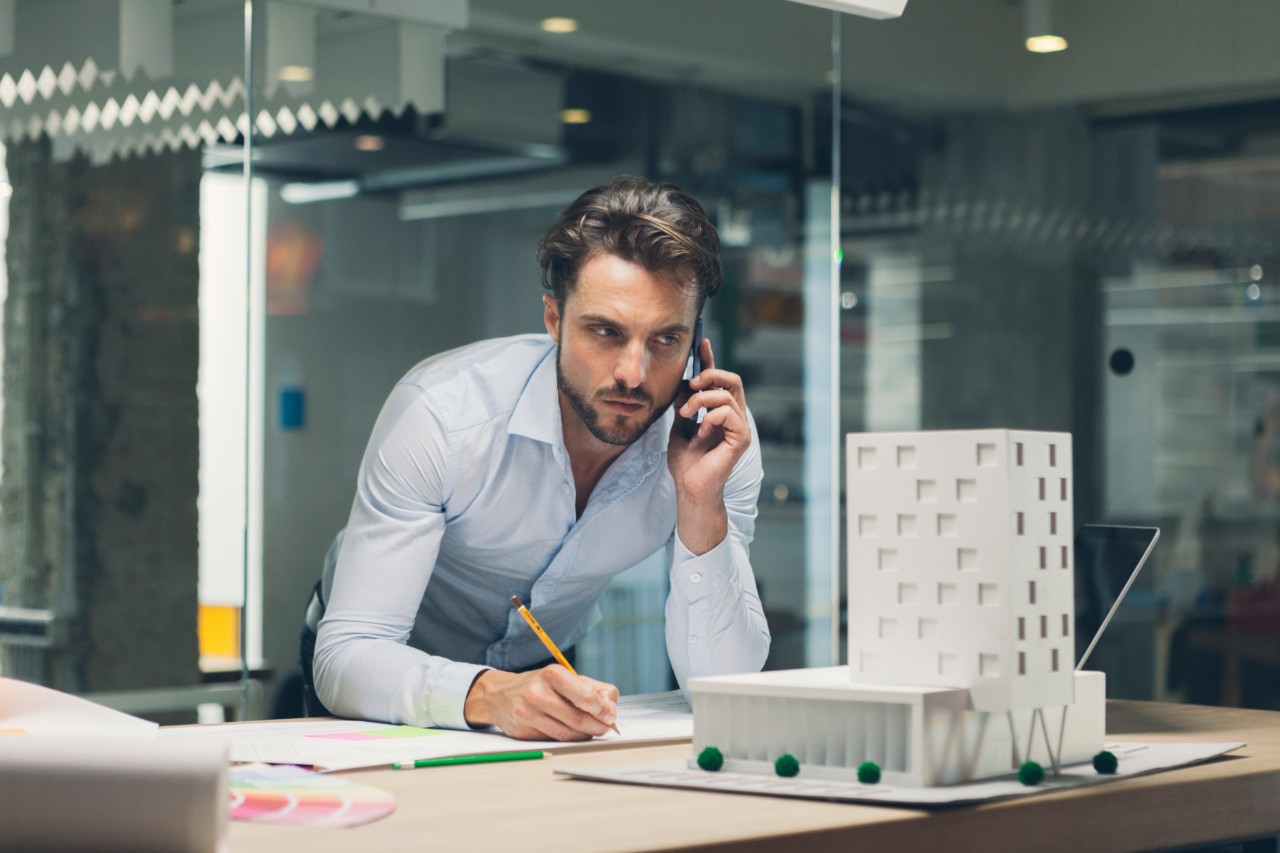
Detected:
[392,750,545,770]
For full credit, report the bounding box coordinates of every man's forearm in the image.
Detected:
[675,484,729,555]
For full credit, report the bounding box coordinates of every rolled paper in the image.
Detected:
[0,737,228,852]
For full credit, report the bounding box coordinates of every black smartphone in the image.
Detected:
[682,317,704,439]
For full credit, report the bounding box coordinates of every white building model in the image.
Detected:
[688,429,1105,787]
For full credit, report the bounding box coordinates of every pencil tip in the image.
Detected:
[510,595,523,608]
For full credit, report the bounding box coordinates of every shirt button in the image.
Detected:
[689,635,698,644]
[562,483,571,494]
[690,572,702,584]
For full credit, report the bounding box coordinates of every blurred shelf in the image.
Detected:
[757,501,808,520]
[759,443,805,463]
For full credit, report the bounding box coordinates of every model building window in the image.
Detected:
[1018,651,1026,675]
[1049,444,1057,467]
[1039,546,1046,569]
[1049,512,1058,535]
[897,445,917,469]
[977,443,997,467]
[898,514,917,537]
[938,513,957,537]
[939,652,959,676]
[1039,477,1046,500]
[1029,581,1037,604]
[1060,477,1068,500]
[1018,616,1026,640]
[1017,512,1024,535]
[1061,613,1069,636]
[917,479,937,502]
[1016,442,1024,465]
[1051,648,1060,672]
[1061,545,1069,569]
[858,446,877,469]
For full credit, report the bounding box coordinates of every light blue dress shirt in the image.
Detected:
[313,334,769,728]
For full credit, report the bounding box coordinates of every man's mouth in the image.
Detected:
[600,398,647,415]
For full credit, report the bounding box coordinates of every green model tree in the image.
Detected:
[1092,750,1119,774]
[774,754,800,778]
[697,747,724,772]
[1018,760,1045,786]
[857,761,881,784]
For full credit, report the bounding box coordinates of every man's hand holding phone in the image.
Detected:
[668,328,753,556]
[681,317,704,440]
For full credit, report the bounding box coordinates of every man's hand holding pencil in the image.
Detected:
[460,596,620,741]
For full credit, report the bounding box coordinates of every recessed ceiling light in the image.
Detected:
[1024,0,1067,53]
[354,135,384,152]
[540,17,578,34]
[1025,34,1068,53]
[560,108,592,125]
[279,65,314,82]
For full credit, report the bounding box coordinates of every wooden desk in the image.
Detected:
[228,701,1280,853]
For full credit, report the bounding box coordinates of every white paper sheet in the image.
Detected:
[159,690,693,772]
[556,740,1245,806]
[0,675,157,737]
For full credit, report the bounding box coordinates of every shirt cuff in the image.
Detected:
[670,530,735,602]
[427,661,492,730]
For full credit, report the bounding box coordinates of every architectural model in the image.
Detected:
[688,429,1105,787]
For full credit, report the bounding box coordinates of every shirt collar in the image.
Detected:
[508,345,561,446]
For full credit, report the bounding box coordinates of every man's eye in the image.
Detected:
[591,327,618,337]
[656,335,680,347]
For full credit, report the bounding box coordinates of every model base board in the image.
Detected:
[558,741,1245,807]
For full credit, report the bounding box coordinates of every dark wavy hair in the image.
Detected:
[537,176,722,309]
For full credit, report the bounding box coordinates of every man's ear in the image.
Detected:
[543,294,561,343]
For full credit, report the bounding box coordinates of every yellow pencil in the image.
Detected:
[510,595,620,734]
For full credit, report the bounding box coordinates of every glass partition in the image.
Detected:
[246,0,842,713]
[0,0,249,718]
[36,0,1271,723]
[838,3,1280,707]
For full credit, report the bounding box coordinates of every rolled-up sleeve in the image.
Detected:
[313,384,488,728]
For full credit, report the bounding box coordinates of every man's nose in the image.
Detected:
[613,342,648,388]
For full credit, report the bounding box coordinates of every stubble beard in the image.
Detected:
[555,345,679,447]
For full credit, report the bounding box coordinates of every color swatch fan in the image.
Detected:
[229,764,396,828]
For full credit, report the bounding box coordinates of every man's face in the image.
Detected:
[545,253,699,448]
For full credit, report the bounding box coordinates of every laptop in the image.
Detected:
[1073,524,1161,670]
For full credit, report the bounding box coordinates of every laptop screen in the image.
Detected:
[1073,524,1160,670]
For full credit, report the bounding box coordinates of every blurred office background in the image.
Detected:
[2,0,1280,720]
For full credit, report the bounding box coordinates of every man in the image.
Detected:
[307,176,769,741]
